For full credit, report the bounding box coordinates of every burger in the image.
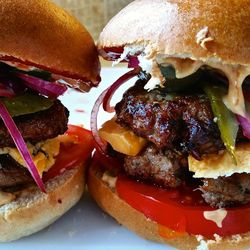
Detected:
[0,0,100,242]
[88,0,250,249]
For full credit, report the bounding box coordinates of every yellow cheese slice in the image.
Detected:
[0,138,60,176]
[99,118,147,156]
[188,143,250,178]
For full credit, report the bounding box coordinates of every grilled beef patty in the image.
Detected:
[0,100,69,189]
[0,155,33,188]
[117,79,250,208]
[201,174,250,208]
[124,144,188,188]
[0,100,69,148]
[116,80,224,159]
[123,144,250,208]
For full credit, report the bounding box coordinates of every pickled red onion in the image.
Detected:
[91,69,139,154]
[128,56,139,68]
[91,88,109,154]
[16,73,67,98]
[237,115,250,139]
[0,101,46,192]
[103,68,139,113]
[0,83,15,97]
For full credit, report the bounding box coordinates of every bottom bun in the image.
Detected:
[0,164,85,242]
[87,160,250,250]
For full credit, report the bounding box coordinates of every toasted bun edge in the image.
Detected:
[0,0,100,89]
[87,160,250,250]
[0,164,85,242]
[98,0,250,66]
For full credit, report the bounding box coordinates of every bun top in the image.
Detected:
[0,0,100,90]
[98,0,250,65]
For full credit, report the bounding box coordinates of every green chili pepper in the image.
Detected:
[0,62,51,81]
[1,92,53,117]
[204,84,239,164]
[159,65,203,92]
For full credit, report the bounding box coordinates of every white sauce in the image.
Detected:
[203,209,227,228]
[102,171,117,189]
[157,56,203,78]
[139,55,164,89]
[114,45,250,116]
[112,45,144,66]
[221,64,250,116]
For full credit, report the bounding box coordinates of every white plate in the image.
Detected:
[2,68,174,250]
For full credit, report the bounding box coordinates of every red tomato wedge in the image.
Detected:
[43,125,94,182]
[116,174,250,239]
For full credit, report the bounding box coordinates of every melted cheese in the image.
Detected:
[188,143,250,178]
[0,137,61,176]
[203,209,227,228]
[99,118,147,156]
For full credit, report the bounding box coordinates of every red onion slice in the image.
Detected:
[0,101,46,192]
[91,69,139,155]
[16,73,67,98]
[0,83,15,97]
[103,68,139,113]
[237,114,250,139]
[128,56,139,68]
[91,88,109,154]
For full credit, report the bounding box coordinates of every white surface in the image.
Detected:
[1,68,174,250]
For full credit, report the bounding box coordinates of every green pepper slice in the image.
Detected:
[0,62,51,81]
[159,65,203,92]
[204,84,239,163]
[1,93,54,117]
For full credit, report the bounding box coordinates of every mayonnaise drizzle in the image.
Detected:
[113,45,250,116]
[222,65,250,116]
[203,209,227,228]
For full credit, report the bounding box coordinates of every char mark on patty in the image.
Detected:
[0,100,69,148]
[117,79,250,208]
[115,80,224,159]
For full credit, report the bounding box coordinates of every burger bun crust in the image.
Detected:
[98,0,250,65]
[0,165,85,242]
[88,160,250,250]
[0,0,100,89]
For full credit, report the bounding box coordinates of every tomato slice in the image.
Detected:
[116,174,250,239]
[43,125,94,181]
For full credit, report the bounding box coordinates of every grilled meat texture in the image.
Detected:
[124,144,250,207]
[117,80,250,207]
[0,155,33,188]
[0,100,69,147]
[201,174,250,208]
[0,100,68,189]
[124,144,188,188]
[115,80,224,159]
